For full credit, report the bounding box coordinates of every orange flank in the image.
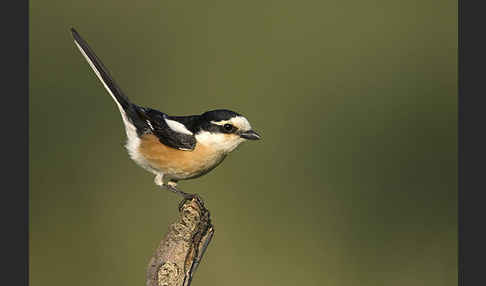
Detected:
[138,134,227,180]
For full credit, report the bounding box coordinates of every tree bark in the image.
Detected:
[146,196,214,286]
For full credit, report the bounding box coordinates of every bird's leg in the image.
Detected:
[165,181,192,198]
[166,181,207,210]
[155,175,205,208]
[155,174,184,195]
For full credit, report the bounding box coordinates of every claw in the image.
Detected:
[163,183,190,197]
[158,182,205,210]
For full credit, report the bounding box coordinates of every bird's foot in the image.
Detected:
[163,182,191,197]
[161,182,205,210]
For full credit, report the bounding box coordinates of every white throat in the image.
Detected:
[195,131,245,154]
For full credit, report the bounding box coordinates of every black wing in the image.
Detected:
[139,108,197,151]
[71,28,196,151]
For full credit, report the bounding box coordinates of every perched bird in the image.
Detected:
[70,28,261,198]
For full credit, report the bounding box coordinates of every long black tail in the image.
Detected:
[71,28,148,135]
[70,28,133,111]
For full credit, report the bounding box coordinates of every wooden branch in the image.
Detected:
[146,195,214,286]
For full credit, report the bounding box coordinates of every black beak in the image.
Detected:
[239,130,261,140]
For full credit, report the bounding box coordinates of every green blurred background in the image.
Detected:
[29,0,457,285]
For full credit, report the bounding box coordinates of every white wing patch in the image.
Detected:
[146,120,154,130]
[164,117,193,135]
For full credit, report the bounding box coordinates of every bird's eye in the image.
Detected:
[223,124,234,132]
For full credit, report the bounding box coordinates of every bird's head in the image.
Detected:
[195,109,261,153]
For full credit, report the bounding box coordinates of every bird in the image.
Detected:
[70,28,261,199]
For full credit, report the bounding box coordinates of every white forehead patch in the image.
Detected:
[164,117,193,135]
[210,116,252,131]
